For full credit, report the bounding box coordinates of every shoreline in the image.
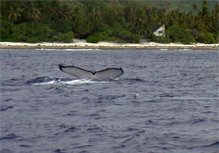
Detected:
[0,41,218,50]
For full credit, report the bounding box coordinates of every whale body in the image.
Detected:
[59,64,124,80]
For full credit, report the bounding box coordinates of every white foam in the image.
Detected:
[35,48,56,51]
[34,79,106,85]
[34,80,56,85]
[63,49,100,51]
[35,48,100,51]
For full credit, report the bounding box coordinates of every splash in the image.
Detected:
[34,79,105,85]
[25,76,106,86]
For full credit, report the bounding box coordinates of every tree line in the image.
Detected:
[1,0,218,44]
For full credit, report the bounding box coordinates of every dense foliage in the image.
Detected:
[1,0,218,44]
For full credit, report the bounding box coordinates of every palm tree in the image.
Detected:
[199,0,209,32]
[26,7,41,23]
[89,7,101,33]
[133,9,145,35]
[24,1,42,34]
[8,6,23,23]
[72,7,83,31]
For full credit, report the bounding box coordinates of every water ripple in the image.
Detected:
[0,105,14,111]
[1,49,218,153]
[0,133,19,141]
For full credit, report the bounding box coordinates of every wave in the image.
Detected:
[123,78,146,83]
[63,49,100,51]
[25,76,107,85]
[0,133,19,140]
[187,140,219,149]
[35,48,100,51]
[0,105,14,111]
[167,96,219,100]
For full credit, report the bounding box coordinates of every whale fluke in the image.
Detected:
[59,64,124,80]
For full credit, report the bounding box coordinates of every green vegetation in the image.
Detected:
[165,25,196,44]
[0,0,218,44]
[86,35,100,43]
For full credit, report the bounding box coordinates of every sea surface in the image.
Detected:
[0,49,218,153]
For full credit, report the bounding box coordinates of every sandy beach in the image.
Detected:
[0,40,218,50]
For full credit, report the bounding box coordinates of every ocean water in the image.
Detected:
[0,49,218,153]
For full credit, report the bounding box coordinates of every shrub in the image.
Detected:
[26,37,40,43]
[86,35,100,43]
[11,23,30,42]
[51,19,73,33]
[27,23,53,42]
[152,36,170,44]
[113,25,140,43]
[97,31,111,41]
[193,31,218,44]
[203,33,217,44]
[166,24,195,44]
[0,20,13,41]
[53,32,74,43]
[9,23,54,42]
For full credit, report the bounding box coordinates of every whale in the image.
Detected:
[59,64,124,80]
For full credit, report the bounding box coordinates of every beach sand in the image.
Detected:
[0,40,218,50]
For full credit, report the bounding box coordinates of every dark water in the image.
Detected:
[0,49,218,153]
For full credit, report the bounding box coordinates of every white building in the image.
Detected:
[153,24,165,37]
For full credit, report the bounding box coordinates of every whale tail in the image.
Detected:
[59,64,124,80]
